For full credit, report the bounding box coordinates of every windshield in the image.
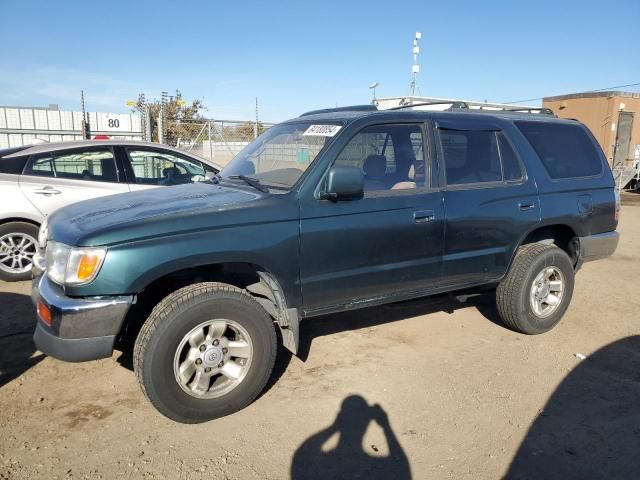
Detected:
[220,122,341,189]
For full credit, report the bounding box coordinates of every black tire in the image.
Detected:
[496,243,575,334]
[0,221,39,282]
[133,282,277,423]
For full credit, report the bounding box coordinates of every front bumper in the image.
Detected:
[32,272,134,362]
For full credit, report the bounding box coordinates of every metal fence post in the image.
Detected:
[158,111,164,144]
[144,106,152,142]
[254,97,258,139]
[208,120,214,162]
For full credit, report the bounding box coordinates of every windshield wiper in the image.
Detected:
[227,175,269,193]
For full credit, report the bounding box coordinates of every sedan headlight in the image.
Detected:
[45,241,107,286]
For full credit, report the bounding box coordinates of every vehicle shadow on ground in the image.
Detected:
[0,291,44,388]
[291,395,411,479]
[505,335,640,479]
[297,291,501,361]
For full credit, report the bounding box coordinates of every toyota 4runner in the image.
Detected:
[31,104,620,423]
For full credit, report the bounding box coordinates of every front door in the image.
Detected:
[300,122,444,314]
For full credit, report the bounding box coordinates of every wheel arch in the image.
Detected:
[505,223,580,277]
[117,261,300,355]
[0,216,42,228]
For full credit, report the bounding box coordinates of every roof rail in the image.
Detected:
[470,106,555,116]
[300,105,378,117]
[389,101,470,111]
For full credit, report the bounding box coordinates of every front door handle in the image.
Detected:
[33,186,62,195]
[413,210,435,224]
[518,201,536,211]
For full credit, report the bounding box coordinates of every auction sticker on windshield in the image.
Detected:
[303,125,342,137]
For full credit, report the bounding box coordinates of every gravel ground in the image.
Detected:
[1,194,639,480]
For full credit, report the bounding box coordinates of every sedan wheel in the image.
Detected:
[0,222,40,281]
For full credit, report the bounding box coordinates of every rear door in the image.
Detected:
[437,119,540,287]
[299,122,445,314]
[19,146,128,216]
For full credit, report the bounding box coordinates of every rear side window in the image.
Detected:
[515,121,603,179]
[0,156,28,174]
[497,133,523,181]
[439,130,522,186]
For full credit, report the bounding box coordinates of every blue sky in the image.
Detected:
[1,0,638,121]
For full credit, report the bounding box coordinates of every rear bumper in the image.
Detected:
[578,231,619,266]
[32,273,134,362]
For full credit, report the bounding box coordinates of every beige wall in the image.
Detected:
[543,94,640,166]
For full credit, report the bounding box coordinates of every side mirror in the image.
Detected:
[322,166,364,201]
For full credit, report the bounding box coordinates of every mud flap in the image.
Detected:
[247,272,300,355]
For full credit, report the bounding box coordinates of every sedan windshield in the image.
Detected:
[220,122,341,189]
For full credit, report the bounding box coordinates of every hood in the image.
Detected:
[47,182,292,246]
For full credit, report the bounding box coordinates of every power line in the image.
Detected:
[504,82,640,104]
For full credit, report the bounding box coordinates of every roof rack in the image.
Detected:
[471,106,555,115]
[300,105,378,117]
[389,101,470,111]
[389,101,555,116]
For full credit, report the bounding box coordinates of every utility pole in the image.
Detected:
[80,90,90,139]
[254,97,259,139]
[410,32,422,97]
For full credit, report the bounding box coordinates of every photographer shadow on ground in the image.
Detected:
[506,335,640,479]
[0,291,44,388]
[291,395,411,480]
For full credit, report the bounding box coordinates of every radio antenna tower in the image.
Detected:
[410,32,422,96]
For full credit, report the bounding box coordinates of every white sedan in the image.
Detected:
[0,140,220,281]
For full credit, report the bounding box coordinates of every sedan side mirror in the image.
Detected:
[321,166,364,201]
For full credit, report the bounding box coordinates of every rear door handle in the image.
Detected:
[518,201,536,211]
[413,210,435,224]
[33,186,61,195]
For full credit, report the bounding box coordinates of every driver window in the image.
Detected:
[126,149,205,185]
[333,124,426,193]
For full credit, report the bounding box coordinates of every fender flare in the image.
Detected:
[246,271,300,355]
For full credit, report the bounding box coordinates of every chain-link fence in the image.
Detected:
[164,119,273,167]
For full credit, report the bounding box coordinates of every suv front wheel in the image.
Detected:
[496,243,575,334]
[133,282,277,423]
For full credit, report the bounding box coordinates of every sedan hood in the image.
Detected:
[47,182,282,246]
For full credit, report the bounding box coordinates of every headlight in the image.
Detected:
[45,241,107,286]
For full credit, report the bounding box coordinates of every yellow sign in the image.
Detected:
[126,101,137,107]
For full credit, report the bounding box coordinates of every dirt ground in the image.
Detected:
[1,195,639,480]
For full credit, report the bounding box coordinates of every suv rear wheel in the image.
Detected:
[0,221,39,282]
[133,282,277,423]
[496,243,575,334]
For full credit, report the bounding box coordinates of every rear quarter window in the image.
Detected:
[515,121,603,179]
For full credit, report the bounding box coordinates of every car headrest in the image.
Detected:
[363,155,386,180]
[407,164,415,180]
[163,167,179,177]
